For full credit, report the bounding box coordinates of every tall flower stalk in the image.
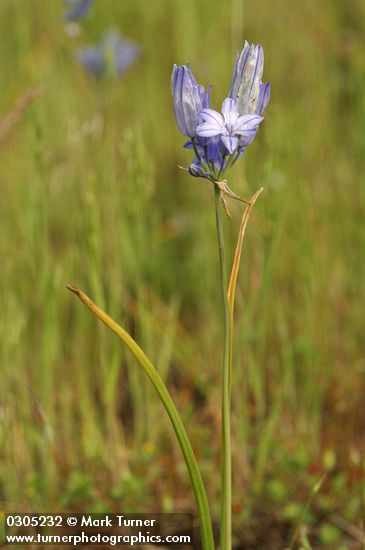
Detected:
[213,183,232,549]
[172,41,270,550]
[68,40,269,550]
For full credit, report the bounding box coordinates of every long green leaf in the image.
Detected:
[66,284,215,550]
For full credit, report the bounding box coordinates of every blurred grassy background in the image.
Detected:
[1,0,365,547]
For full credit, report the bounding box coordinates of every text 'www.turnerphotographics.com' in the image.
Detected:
[1,513,194,546]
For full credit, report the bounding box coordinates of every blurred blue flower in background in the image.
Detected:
[64,0,94,20]
[76,31,139,79]
[172,42,270,182]
[76,45,104,77]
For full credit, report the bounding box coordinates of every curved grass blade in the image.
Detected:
[66,284,215,550]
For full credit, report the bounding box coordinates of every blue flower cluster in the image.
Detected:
[171,42,270,182]
[76,32,139,79]
[64,0,139,79]
[64,0,94,21]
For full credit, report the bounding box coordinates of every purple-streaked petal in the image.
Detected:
[172,65,189,135]
[202,85,212,109]
[222,97,238,118]
[197,122,223,137]
[235,114,263,133]
[221,135,239,154]
[237,128,260,146]
[171,64,209,136]
[221,97,240,127]
[200,108,224,125]
[181,69,203,136]
[178,66,204,135]
[256,82,270,115]
[171,64,179,94]
[185,64,198,87]
[229,41,250,97]
[215,155,228,172]
[206,136,225,164]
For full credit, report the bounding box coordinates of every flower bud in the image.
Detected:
[171,64,210,137]
[189,162,205,178]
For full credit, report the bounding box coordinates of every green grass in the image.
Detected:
[1,0,365,547]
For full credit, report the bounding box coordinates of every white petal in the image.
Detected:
[221,135,238,154]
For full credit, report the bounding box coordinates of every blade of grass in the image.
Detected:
[66,284,214,550]
[288,473,327,549]
[0,86,42,144]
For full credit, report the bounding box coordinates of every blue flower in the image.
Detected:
[172,41,269,184]
[76,31,139,79]
[183,136,222,177]
[64,0,94,20]
[103,32,139,77]
[197,98,263,154]
[188,161,210,179]
[76,46,104,77]
[171,65,211,137]
[229,41,270,116]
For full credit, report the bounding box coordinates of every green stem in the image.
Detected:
[213,185,232,550]
[66,285,215,550]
